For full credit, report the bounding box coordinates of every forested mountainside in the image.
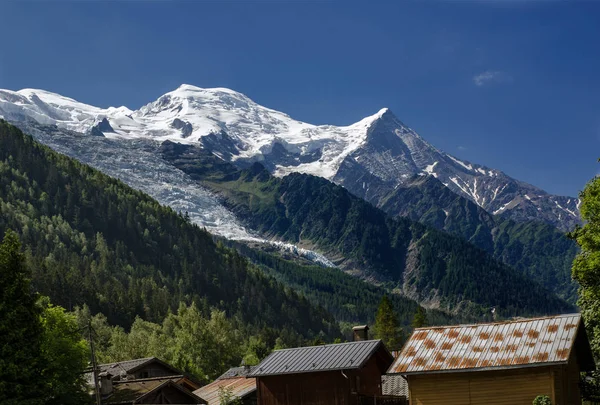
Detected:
[225,240,464,328]
[161,141,572,317]
[0,120,339,343]
[359,175,578,302]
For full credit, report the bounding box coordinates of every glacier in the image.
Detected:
[0,84,581,231]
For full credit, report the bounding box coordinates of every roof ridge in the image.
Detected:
[98,356,156,367]
[415,313,581,330]
[114,375,183,384]
[271,339,382,353]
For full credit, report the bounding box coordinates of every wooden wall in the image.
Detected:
[408,366,560,405]
[554,351,583,405]
[129,363,176,380]
[257,369,352,405]
[141,384,203,404]
[256,355,387,405]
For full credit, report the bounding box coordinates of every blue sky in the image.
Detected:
[1,1,599,197]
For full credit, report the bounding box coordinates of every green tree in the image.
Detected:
[242,336,270,366]
[38,297,91,405]
[412,306,428,329]
[571,175,600,356]
[89,302,244,383]
[0,230,44,405]
[373,296,404,350]
[165,305,243,383]
[570,174,600,402]
[218,387,242,405]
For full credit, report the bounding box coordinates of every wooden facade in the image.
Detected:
[133,381,205,404]
[407,359,583,405]
[103,377,205,404]
[129,361,180,380]
[256,351,391,405]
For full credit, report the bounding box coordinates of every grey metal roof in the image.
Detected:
[217,366,258,380]
[249,340,386,377]
[98,357,156,376]
[389,313,588,375]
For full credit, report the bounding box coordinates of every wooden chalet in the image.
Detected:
[388,313,595,405]
[92,357,198,384]
[100,375,206,405]
[249,339,397,405]
[194,366,257,405]
[89,357,204,404]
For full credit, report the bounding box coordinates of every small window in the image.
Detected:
[140,371,149,379]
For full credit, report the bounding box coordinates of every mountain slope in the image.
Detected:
[362,175,579,301]
[0,85,579,230]
[225,239,464,328]
[160,141,573,318]
[332,109,580,231]
[0,120,339,341]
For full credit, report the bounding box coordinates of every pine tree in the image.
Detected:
[412,306,428,328]
[0,230,44,404]
[373,295,404,350]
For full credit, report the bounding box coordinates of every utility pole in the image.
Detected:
[89,320,102,405]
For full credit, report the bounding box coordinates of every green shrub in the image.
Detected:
[533,395,552,405]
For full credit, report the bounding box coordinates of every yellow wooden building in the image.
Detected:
[388,314,595,405]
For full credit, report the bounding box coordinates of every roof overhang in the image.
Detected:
[389,360,568,377]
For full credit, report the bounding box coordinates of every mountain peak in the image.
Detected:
[168,84,250,100]
[376,107,390,117]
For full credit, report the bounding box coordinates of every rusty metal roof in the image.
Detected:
[389,313,586,375]
[193,376,256,405]
[249,340,390,377]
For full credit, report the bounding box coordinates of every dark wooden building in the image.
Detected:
[92,357,196,382]
[250,340,394,405]
[89,357,203,404]
[100,375,206,404]
[388,313,595,405]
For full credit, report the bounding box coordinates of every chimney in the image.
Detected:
[352,325,369,341]
[241,359,251,375]
[99,372,113,396]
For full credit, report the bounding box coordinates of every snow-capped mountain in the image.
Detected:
[332,109,580,231]
[0,85,580,230]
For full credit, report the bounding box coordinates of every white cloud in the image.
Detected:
[457,145,467,151]
[473,70,512,87]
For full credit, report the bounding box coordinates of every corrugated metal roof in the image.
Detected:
[217,366,257,380]
[382,375,408,397]
[249,340,385,377]
[389,313,583,375]
[97,357,156,376]
[193,377,256,405]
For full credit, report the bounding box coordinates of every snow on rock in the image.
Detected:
[424,161,438,177]
[0,85,384,181]
[0,84,581,231]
